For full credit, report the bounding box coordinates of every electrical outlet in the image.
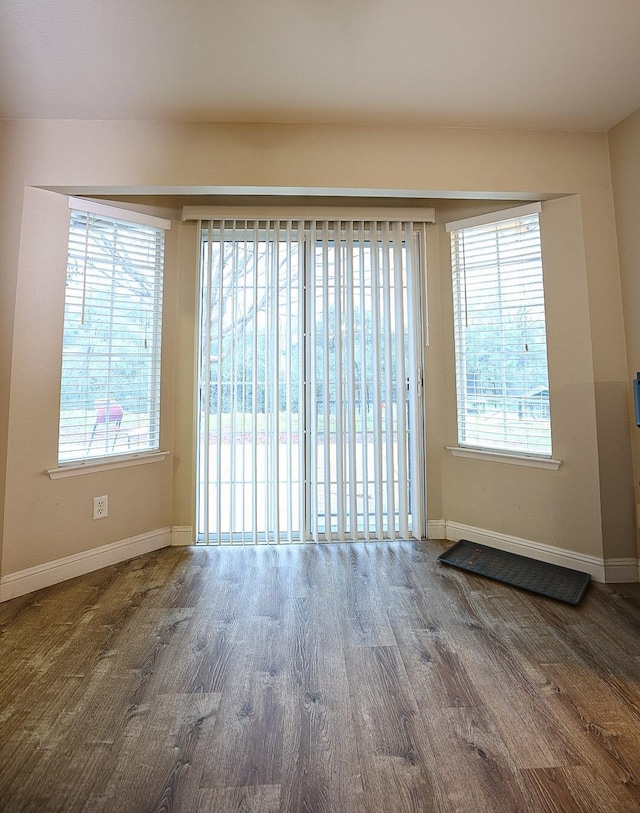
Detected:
[93,495,108,520]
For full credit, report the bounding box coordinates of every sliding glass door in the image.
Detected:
[196,219,425,544]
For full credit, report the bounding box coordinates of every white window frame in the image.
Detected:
[446,203,555,462]
[56,198,170,467]
[193,217,428,544]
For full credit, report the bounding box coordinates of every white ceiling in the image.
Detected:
[1,0,640,132]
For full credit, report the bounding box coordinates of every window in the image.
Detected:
[196,218,427,543]
[447,203,551,457]
[58,199,169,464]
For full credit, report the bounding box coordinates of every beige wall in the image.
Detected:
[0,119,23,577]
[609,108,640,558]
[0,119,636,578]
[172,222,199,533]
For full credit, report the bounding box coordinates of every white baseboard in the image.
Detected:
[2,520,634,601]
[426,519,447,540]
[601,558,639,584]
[171,526,193,546]
[442,520,637,584]
[0,527,171,603]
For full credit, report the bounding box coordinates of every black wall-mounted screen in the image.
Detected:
[634,373,640,427]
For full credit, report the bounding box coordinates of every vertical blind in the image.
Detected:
[197,218,425,544]
[58,200,169,463]
[447,204,552,457]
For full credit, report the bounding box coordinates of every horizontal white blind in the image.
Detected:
[58,209,166,463]
[198,219,424,544]
[449,210,552,457]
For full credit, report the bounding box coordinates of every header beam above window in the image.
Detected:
[182,205,436,223]
[445,202,542,233]
[69,197,171,231]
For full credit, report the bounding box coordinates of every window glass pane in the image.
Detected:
[450,212,551,456]
[58,209,165,463]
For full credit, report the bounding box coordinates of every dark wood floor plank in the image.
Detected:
[534,662,640,804]
[198,613,288,788]
[457,587,579,667]
[0,605,193,811]
[359,755,442,813]
[344,644,419,759]
[0,553,161,685]
[271,541,334,600]
[330,544,396,647]
[148,550,215,609]
[378,544,485,711]
[519,765,640,813]
[89,692,219,812]
[542,661,640,731]
[418,705,531,812]
[278,586,368,813]
[423,564,584,769]
[344,644,442,810]
[0,553,195,806]
[151,587,244,695]
[195,785,281,813]
[532,597,640,676]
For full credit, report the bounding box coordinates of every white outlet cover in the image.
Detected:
[93,495,109,520]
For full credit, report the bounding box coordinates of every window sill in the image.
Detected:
[46,450,171,480]
[446,446,561,470]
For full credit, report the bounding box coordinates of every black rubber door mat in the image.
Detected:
[438,539,591,605]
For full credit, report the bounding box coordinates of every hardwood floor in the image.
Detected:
[1,540,640,812]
